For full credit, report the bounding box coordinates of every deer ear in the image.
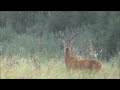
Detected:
[70,39,74,44]
[69,39,75,46]
[68,32,78,44]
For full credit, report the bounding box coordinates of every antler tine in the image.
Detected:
[69,32,78,43]
[59,31,66,42]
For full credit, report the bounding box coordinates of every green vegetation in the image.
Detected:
[0,11,120,79]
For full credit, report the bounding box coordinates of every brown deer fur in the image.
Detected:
[60,31,102,71]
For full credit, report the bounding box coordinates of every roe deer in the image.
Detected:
[59,31,102,71]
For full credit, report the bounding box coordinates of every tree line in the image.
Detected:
[0,11,120,60]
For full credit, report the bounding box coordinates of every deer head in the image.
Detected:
[59,31,78,55]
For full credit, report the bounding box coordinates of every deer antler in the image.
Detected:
[68,32,78,44]
[59,31,66,43]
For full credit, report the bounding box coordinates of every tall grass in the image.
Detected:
[0,55,119,79]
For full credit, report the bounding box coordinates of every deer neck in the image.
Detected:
[65,50,73,61]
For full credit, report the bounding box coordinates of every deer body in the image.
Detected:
[60,31,102,71]
[64,46,102,71]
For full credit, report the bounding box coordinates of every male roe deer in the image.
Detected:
[59,31,102,71]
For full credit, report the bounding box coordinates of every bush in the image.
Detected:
[0,27,17,42]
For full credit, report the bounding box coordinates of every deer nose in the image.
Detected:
[66,48,69,51]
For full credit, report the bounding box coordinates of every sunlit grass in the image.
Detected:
[0,56,119,79]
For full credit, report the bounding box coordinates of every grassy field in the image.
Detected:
[0,28,120,79]
[0,55,119,79]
